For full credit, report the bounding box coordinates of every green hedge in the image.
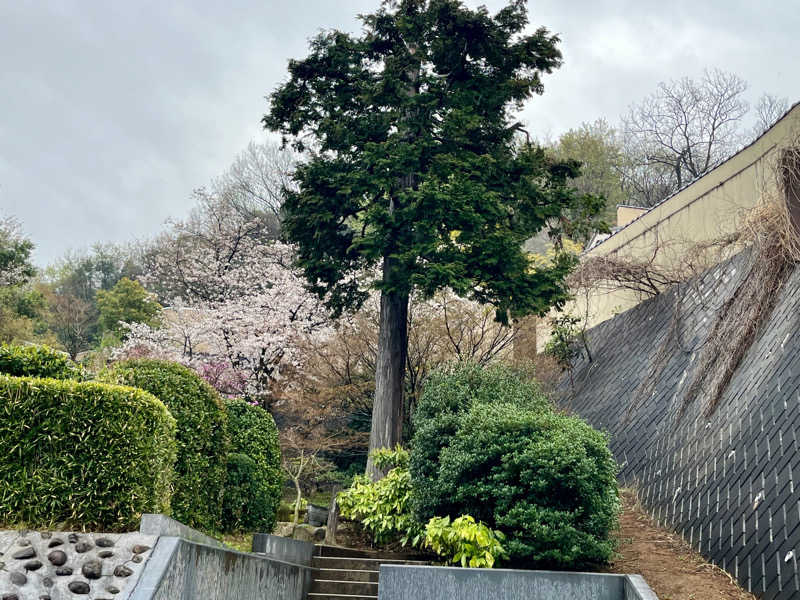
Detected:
[410,362,550,521]
[222,399,282,533]
[103,359,229,532]
[410,363,619,569]
[0,375,176,531]
[0,344,83,380]
[222,453,279,533]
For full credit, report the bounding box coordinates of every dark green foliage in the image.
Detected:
[265,0,605,321]
[103,359,228,532]
[46,243,143,355]
[222,453,278,533]
[410,362,549,519]
[410,364,619,569]
[222,399,282,533]
[0,375,176,530]
[96,277,161,336]
[266,0,606,464]
[413,362,548,422]
[0,344,83,380]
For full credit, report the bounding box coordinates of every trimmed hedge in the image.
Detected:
[103,359,229,532]
[0,375,176,531]
[0,344,83,380]
[410,364,619,569]
[222,453,279,533]
[222,399,282,533]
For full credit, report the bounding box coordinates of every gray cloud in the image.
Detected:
[1,0,797,265]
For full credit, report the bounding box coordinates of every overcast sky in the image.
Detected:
[1,0,798,265]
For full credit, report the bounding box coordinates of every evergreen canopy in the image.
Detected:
[264,0,602,323]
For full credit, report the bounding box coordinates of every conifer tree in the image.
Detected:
[265,0,603,478]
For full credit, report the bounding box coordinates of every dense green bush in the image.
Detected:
[410,363,619,569]
[222,399,282,533]
[102,359,228,531]
[410,362,550,520]
[0,375,176,530]
[0,344,83,380]
[413,399,619,568]
[222,453,279,533]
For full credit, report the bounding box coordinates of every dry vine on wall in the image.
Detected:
[569,143,800,420]
[684,148,800,416]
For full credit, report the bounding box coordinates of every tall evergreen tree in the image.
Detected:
[265,0,603,478]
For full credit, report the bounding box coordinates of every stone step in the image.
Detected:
[313,568,380,583]
[314,544,428,560]
[311,556,427,571]
[307,595,377,600]
[311,578,379,596]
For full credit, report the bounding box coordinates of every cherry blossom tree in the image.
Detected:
[118,195,330,405]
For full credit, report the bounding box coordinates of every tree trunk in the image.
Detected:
[366,275,409,480]
[292,467,302,524]
[364,35,417,480]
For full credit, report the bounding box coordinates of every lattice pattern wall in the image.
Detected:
[556,250,800,600]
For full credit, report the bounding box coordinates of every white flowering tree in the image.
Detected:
[118,195,330,405]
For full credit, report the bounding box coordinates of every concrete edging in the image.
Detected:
[129,538,313,600]
[139,514,225,548]
[378,565,659,600]
[251,533,315,566]
[126,516,313,599]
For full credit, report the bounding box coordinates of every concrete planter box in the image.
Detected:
[379,565,658,600]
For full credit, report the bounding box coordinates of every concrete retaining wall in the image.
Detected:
[555,250,800,600]
[139,514,224,548]
[251,533,314,566]
[378,565,658,600]
[128,537,312,600]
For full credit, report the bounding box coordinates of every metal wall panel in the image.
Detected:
[556,251,800,600]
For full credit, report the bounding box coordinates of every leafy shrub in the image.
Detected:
[544,314,586,372]
[0,375,176,530]
[337,448,422,546]
[410,362,550,520]
[222,453,279,533]
[0,344,83,380]
[102,359,228,531]
[423,515,506,568]
[412,397,619,568]
[371,445,409,470]
[222,399,282,533]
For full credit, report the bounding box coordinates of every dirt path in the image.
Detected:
[607,489,755,600]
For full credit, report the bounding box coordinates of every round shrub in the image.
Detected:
[222,453,279,533]
[410,363,619,568]
[102,359,228,532]
[0,375,176,531]
[0,344,83,380]
[410,362,550,520]
[413,362,548,423]
[414,400,619,568]
[222,399,282,533]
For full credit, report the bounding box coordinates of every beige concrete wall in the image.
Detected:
[537,102,800,350]
[616,205,648,228]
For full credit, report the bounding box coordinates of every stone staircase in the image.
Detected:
[308,545,429,600]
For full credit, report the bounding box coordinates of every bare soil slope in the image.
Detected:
[607,489,755,600]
